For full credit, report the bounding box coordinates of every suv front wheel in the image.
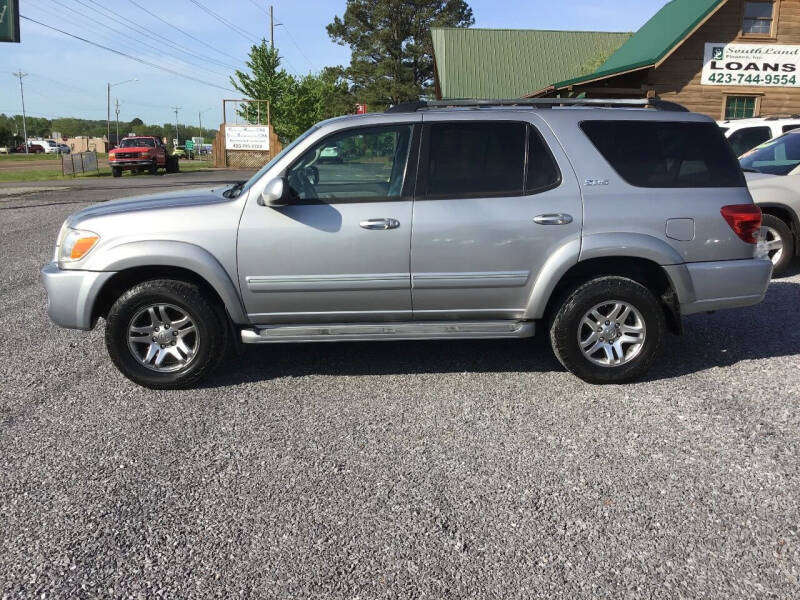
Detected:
[549,276,665,384]
[105,279,228,389]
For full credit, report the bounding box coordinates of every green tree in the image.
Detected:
[327,0,473,107]
[230,42,293,137]
[230,42,355,143]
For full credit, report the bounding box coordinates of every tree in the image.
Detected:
[230,42,293,138]
[327,0,473,107]
[230,42,355,143]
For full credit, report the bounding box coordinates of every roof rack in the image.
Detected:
[385,98,689,113]
[763,114,800,120]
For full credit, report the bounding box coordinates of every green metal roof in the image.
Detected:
[432,28,632,99]
[551,0,726,90]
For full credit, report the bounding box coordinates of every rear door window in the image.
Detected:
[727,126,772,157]
[425,122,526,198]
[580,120,745,188]
[782,124,800,134]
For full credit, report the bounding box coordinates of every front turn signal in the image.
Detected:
[60,229,99,262]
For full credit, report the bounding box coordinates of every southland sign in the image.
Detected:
[702,42,800,87]
[0,0,20,43]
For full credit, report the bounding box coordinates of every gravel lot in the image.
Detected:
[1,175,799,598]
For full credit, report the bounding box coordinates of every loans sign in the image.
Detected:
[225,125,270,151]
[0,0,20,43]
[702,42,799,87]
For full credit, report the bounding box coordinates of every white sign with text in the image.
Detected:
[702,42,800,87]
[225,125,270,151]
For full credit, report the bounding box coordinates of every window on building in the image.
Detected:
[742,1,775,35]
[727,126,772,157]
[425,122,526,198]
[725,96,758,119]
[580,121,745,188]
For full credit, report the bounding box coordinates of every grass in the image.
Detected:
[0,152,109,161]
[0,159,214,183]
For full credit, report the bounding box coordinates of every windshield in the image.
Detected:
[238,124,321,195]
[120,138,155,148]
[740,132,800,175]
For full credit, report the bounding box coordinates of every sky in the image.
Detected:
[1,0,669,129]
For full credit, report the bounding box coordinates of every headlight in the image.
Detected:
[59,228,100,263]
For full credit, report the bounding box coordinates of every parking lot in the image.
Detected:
[1,172,799,598]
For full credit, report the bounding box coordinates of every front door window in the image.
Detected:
[286,125,413,202]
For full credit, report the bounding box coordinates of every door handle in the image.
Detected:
[360,218,400,230]
[533,213,573,225]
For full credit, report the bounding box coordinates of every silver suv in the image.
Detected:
[41,98,773,389]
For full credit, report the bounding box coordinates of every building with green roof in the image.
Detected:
[431,28,632,100]
[531,0,800,121]
[432,1,800,121]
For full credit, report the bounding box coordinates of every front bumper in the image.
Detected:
[108,160,152,168]
[41,262,116,330]
[664,257,773,316]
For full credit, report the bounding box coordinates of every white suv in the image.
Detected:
[718,115,800,157]
[33,139,64,154]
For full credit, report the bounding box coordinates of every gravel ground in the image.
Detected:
[1,178,799,598]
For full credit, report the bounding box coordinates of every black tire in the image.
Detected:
[111,167,122,178]
[761,214,794,277]
[549,276,665,384]
[149,159,158,175]
[105,279,229,389]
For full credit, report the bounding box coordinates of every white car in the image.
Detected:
[34,139,64,154]
[740,130,800,276]
[718,115,800,158]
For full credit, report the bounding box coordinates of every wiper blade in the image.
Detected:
[224,181,246,198]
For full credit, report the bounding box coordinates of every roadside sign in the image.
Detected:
[0,0,20,43]
[225,125,270,151]
[184,140,194,151]
[355,104,368,114]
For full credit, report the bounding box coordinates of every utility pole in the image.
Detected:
[171,106,182,146]
[106,82,111,147]
[270,5,274,48]
[13,71,29,154]
[115,98,121,147]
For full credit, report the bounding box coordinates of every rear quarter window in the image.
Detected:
[580,121,745,188]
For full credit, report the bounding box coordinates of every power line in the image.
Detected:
[20,15,238,93]
[187,0,260,44]
[248,0,267,15]
[51,0,233,80]
[126,0,245,65]
[77,0,241,72]
[277,22,316,72]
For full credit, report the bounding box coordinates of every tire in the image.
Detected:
[111,167,122,178]
[761,214,794,277]
[105,279,229,389]
[549,276,665,384]
[149,159,157,175]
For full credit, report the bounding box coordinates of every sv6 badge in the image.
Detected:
[584,178,609,186]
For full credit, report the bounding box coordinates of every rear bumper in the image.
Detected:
[664,257,773,316]
[41,262,116,330]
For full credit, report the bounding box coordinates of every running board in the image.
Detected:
[241,320,535,344]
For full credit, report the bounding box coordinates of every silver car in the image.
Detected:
[41,99,773,389]
[740,130,800,276]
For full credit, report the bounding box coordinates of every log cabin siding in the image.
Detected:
[651,0,800,118]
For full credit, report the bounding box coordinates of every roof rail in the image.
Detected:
[385,97,689,113]
[763,114,800,120]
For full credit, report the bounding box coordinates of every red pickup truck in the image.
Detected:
[108,136,179,177]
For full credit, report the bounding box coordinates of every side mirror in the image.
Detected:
[258,177,289,208]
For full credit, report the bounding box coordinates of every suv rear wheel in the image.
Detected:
[761,214,794,277]
[105,279,228,389]
[549,276,665,384]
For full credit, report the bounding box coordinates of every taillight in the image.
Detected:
[721,204,762,244]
